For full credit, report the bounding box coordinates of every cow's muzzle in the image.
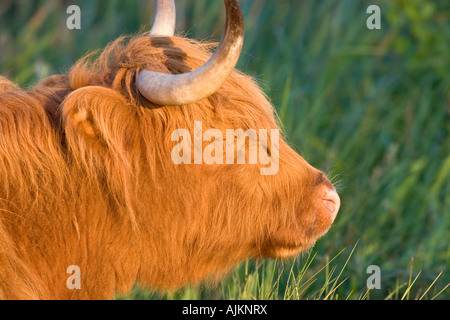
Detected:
[322,187,340,223]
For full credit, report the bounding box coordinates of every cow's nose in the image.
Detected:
[322,188,340,217]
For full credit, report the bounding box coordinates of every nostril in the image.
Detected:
[323,199,336,213]
[323,188,340,215]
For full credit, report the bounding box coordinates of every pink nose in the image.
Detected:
[323,188,341,217]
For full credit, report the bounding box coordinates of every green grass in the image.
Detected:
[118,243,448,300]
[1,0,449,300]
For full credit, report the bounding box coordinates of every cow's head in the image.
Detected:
[59,0,340,289]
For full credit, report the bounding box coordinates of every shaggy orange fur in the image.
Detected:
[0,35,335,299]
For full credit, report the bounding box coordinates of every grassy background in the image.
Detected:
[0,0,449,299]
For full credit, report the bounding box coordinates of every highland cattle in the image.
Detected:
[0,0,340,299]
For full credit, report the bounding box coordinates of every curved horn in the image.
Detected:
[150,0,176,36]
[137,0,244,106]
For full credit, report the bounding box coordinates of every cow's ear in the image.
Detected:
[62,86,138,150]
